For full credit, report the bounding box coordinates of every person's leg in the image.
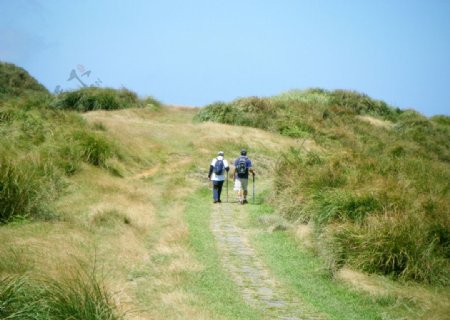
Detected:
[213,181,220,202]
[217,180,224,202]
[241,179,249,203]
[234,179,242,203]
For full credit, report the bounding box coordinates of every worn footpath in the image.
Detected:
[211,202,326,320]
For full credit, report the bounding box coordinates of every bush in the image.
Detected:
[194,101,242,124]
[52,87,141,112]
[142,96,162,110]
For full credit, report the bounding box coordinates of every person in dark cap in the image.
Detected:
[208,151,230,203]
[232,149,255,204]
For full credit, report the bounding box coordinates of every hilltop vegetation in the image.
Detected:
[0,62,49,98]
[52,87,161,112]
[196,89,450,285]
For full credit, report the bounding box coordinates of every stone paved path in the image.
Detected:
[211,203,326,320]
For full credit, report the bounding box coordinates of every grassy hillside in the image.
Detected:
[0,79,152,223]
[1,63,449,319]
[195,89,450,285]
[0,62,49,98]
[0,63,161,319]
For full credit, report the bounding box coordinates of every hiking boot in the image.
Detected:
[243,199,248,204]
[218,200,222,203]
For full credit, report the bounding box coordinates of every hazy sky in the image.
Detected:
[1,0,449,116]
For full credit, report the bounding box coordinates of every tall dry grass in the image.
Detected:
[196,89,450,284]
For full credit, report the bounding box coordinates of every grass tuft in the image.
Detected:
[52,87,141,112]
[0,270,122,320]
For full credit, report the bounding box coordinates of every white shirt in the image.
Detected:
[210,156,229,181]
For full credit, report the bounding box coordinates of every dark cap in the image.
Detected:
[240,148,247,155]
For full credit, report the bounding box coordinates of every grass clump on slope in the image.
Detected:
[0,271,122,320]
[52,87,142,112]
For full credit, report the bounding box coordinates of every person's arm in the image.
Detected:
[208,159,215,180]
[208,165,214,180]
[247,159,255,176]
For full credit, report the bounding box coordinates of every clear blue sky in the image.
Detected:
[1,0,449,116]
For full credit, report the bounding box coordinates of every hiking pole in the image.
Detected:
[252,174,255,204]
[226,171,229,203]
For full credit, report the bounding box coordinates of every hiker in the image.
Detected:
[208,151,230,203]
[233,149,255,204]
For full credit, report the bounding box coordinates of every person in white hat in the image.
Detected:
[208,151,230,203]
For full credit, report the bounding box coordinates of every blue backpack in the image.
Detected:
[214,158,224,175]
[237,157,248,177]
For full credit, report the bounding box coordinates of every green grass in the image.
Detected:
[0,270,122,320]
[247,204,419,320]
[0,88,131,223]
[184,188,262,319]
[196,89,450,285]
[51,87,163,112]
[0,62,49,99]
[51,87,141,112]
[0,154,60,222]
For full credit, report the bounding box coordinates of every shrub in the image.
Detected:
[142,96,162,110]
[194,101,243,125]
[52,87,140,112]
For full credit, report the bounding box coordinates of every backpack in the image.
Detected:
[237,157,247,177]
[214,158,224,175]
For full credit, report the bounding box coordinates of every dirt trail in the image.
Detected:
[211,202,326,320]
